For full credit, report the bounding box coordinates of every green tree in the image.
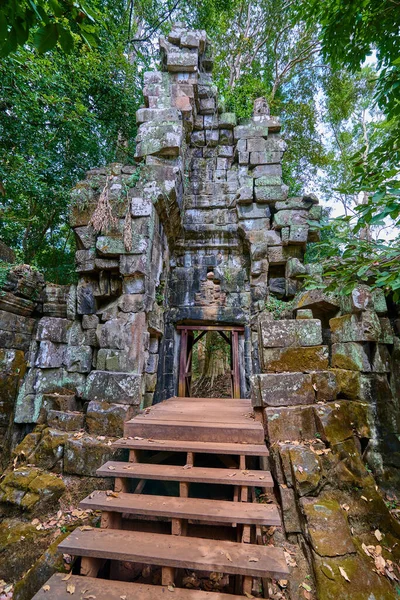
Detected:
[0,0,141,283]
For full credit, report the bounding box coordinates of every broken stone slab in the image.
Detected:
[267,245,303,264]
[76,279,96,315]
[302,495,356,557]
[74,226,96,249]
[331,342,371,372]
[254,372,315,406]
[339,284,374,314]
[275,196,318,211]
[262,346,329,372]
[289,225,309,244]
[75,249,96,273]
[82,314,99,329]
[266,405,317,442]
[259,318,322,347]
[0,310,36,336]
[86,400,136,437]
[85,371,142,405]
[371,343,391,372]
[96,233,148,257]
[293,290,340,316]
[279,485,302,533]
[314,400,372,445]
[26,428,68,471]
[330,311,381,343]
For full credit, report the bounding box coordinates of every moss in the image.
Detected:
[263,346,329,372]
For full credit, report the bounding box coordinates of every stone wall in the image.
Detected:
[253,286,400,599]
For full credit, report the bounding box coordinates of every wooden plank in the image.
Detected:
[124,420,264,443]
[114,438,269,457]
[32,574,250,600]
[97,462,274,488]
[134,412,258,424]
[177,325,244,332]
[58,529,290,579]
[79,492,281,526]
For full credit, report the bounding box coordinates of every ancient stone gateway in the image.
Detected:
[1,24,399,600]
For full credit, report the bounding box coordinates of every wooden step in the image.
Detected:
[58,528,290,579]
[32,573,249,600]
[97,461,273,488]
[114,437,269,456]
[79,491,281,525]
[124,420,264,443]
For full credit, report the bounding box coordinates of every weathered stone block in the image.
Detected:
[301,496,355,557]
[331,342,371,372]
[64,435,117,476]
[234,123,269,140]
[96,233,148,257]
[311,371,338,401]
[28,428,68,471]
[86,400,135,437]
[266,405,317,442]
[219,112,237,128]
[76,280,96,315]
[260,318,322,348]
[290,445,322,496]
[273,209,308,228]
[47,410,85,432]
[75,249,96,273]
[64,345,92,373]
[131,196,153,217]
[255,185,287,203]
[262,346,329,372]
[82,314,99,329]
[135,122,183,158]
[330,311,381,343]
[85,371,142,405]
[256,373,315,406]
[35,341,66,369]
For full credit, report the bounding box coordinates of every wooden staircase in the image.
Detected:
[33,397,289,599]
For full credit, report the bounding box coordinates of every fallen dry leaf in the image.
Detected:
[42,585,50,592]
[375,555,386,574]
[244,593,254,599]
[79,526,93,531]
[120,596,127,599]
[167,585,175,592]
[374,529,383,542]
[248,557,259,562]
[66,582,75,594]
[297,466,304,473]
[62,573,72,581]
[106,490,119,498]
[225,552,233,562]
[300,582,312,592]
[183,464,192,469]
[108,465,116,471]
[341,504,350,512]
[339,566,350,582]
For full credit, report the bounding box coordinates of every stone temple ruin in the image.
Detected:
[0,25,400,600]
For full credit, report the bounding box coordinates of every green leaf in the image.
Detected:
[57,25,74,53]
[34,24,59,53]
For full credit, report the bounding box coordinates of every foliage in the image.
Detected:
[265,296,294,319]
[297,0,400,296]
[0,260,12,290]
[0,0,100,56]
[305,218,400,301]
[0,0,142,283]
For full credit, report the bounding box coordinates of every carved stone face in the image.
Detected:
[253,97,270,115]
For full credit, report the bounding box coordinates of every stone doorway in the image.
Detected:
[177,325,244,399]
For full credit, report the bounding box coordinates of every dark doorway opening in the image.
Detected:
[177,325,244,398]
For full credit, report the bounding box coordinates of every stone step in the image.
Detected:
[97,461,273,488]
[58,529,290,579]
[79,491,281,525]
[31,573,249,600]
[114,437,269,456]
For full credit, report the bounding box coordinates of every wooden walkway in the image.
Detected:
[34,396,288,599]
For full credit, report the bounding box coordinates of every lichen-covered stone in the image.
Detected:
[262,345,329,372]
[302,495,355,556]
[36,318,70,343]
[86,400,135,437]
[290,445,323,496]
[47,410,84,432]
[63,435,117,476]
[330,311,381,343]
[266,405,317,442]
[331,342,371,372]
[259,317,322,348]
[255,372,315,406]
[0,467,65,511]
[85,370,142,405]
